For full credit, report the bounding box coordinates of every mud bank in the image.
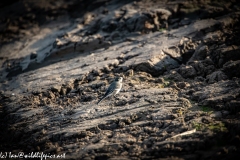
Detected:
[1,0,240,159]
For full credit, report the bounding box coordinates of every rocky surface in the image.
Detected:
[1,0,240,159]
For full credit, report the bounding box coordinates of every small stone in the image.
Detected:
[178,65,196,78]
[188,45,208,63]
[41,129,47,134]
[118,121,126,128]
[155,77,164,83]
[48,91,55,99]
[51,85,61,93]
[66,85,73,93]
[60,87,67,95]
[166,70,184,81]
[206,71,228,84]
[177,82,190,89]
[210,111,222,118]
[92,69,101,76]
[126,69,134,77]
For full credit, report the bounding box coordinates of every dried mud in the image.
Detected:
[1,0,240,159]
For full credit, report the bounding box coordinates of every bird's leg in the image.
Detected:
[114,95,120,101]
[109,96,114,109]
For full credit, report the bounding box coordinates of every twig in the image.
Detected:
[170,129,196,139]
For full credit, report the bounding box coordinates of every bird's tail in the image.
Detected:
[97,96,106,105]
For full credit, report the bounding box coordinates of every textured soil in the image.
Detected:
[1,0,240,159]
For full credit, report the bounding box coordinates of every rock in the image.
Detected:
[210,111,222,118]
[210,45,240,67]
[206,71,228,84]
[115,99,128,106]
[169,82,180,90]
[223,60,240,78]
[188,45,208,63]
[125,69,134,77]
[165,70,185,81]
[155,77,164,83]
[188,57,215,77]
[60,87,67,95]
[176,82,190,89]
[178,97,192,108]
[125,8,171,34]
[51,86,61,93]
[155,8,172,21]
[83,13,95,25]
[118,121,126,128]
[80,95,93,102]
[44,91,55,99]
[192,80,240,110]
[178,65,196,78]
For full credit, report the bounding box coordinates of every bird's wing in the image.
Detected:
[104,82,115,97]
[97,82,115,105]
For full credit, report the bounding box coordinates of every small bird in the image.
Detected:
[97,77,123,105]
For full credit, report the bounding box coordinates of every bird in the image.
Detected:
[97,77,123,105]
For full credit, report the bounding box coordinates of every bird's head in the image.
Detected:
[115,77,123,82]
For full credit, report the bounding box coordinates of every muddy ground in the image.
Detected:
[0,0,240,159]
